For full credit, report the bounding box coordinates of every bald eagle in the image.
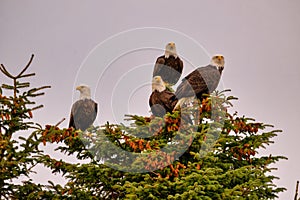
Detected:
[69,85,98,131]
[174,54,225,110]
[153,42,184,86]
[149,76,178,117]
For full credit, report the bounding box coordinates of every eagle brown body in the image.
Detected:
[149,76,178,117]
[149,89,178,117]
[153,42,184,86]
[68,85,97,131]
[175,65,223,100]
[174,55,225,110]
[153,55,184,86]
[69,99,97,131]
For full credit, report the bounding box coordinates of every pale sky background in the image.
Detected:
[1,1,300,199]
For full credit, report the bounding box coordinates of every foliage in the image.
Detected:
[0,55,287,199]
[0,55,50,199]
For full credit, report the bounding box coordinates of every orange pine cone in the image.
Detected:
[28,110,33,118]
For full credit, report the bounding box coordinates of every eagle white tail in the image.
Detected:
[174,97,187,110]
[174,97,198,111]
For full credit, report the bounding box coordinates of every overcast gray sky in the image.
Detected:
[1,1,300,199]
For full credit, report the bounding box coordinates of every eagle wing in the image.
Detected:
[153,56,184,85]
[149,90,177,117]
[149,91,164,117]
[196,65,221,93]
[153,56,166,78]
[175,65,221,99]
[160,90,178,112]
[69,111,75,129]
[175,57,183,75]
[166,57,183,85]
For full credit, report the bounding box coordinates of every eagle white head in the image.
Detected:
[76,84,91,100]
[165,42,178,59]
[152,76,166,92]
[211,54,225,70]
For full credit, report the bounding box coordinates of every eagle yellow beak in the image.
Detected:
[213,54,224,61]
[166,42,175,49]
[76,86,81,91]
[156,77,161,81]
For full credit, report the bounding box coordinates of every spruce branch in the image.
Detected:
[17,54,34,78]
[0,64,14,79]
[0,54,53,198]
[295,180,299,200]
[55,118,66,127]
[30,105,44,111]
[19,73,36,79]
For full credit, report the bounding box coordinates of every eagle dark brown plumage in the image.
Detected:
[174,55,225,109]
[175,65,223,99]
[153,42,183,86]
[149,76,178,117]
[69,85,97,131]
[149,90,178,117]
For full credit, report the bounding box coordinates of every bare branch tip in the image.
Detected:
[17,54,35,78]
[55,118,66,127]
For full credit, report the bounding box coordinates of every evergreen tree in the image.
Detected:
[0,55,287,199]
[0,55,51,198]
